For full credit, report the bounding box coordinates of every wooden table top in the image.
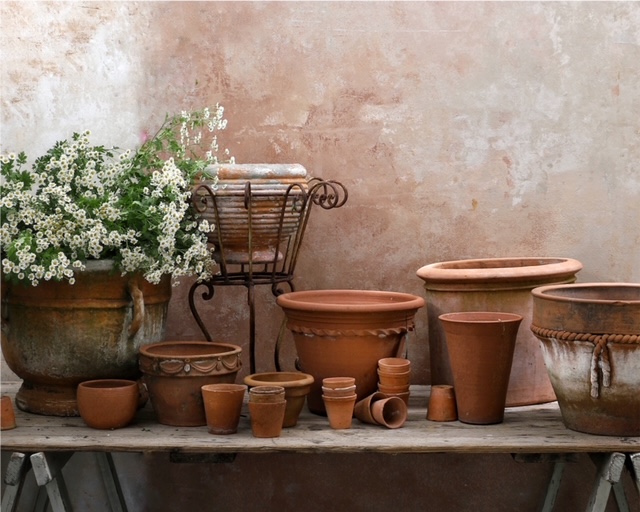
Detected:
[1,382,638,455]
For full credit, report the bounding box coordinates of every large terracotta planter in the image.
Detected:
[139,341,242,427]
[193,163,310,264]
[276,289,425,415]
[439,312,522,424]
[416,257,582,406]
[531,283,640,436]
[1,261,171,416]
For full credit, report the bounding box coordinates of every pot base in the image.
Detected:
[15,382,78,416]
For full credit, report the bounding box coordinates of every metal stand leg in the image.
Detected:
[30,452,74,512]
[587,452,627,512]
[95,453,128,512]
[2,452,29,512]
[629,453,640,498]
[541,460,566,512]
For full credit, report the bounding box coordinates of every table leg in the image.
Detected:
[95,452,128,512]
[30,452,74,512]
[540,460,566,512]
[628,453,640,498]
[586,452,626,512]
[1,452,30,512]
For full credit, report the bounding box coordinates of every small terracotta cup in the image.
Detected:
[248,400,286,438]
[427,385,458,422]
[381,390,410,406]
[377,368,411,387]
[248,385,286,403]
[371,396,407,429]
[77,379,138,429]
[322,377,356,389]
[322,394,357,429]
[321,385,357,398]
[354,392,387,425]
[201,383,247,434]
[378,358,411,374]
[1,396,17,430]
[378,382,410,394]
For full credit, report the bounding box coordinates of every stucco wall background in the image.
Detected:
[1,2,639,511]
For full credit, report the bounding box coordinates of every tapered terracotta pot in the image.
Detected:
[1,261,171,416]
[417,257,582,406]
[531,283,640,436]
[439,312,522,425]
[139,341,242,427]
[277,289,425,415]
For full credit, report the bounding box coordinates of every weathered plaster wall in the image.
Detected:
[1,2,639,511]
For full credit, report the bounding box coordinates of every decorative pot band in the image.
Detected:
[139,354,242,377]
[285,324,413,337]
[530,324,640,399]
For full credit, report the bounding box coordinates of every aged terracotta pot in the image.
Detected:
[322,394,357,429]
[244,372,313,427]
[139,341,242,427]
[531,283,640,436]
[193,163,310,264]
[354,392,387,425]
[370,396,407,429]
[201,383,247,435]
[1,260,171,416]
[248,387,286,438]
[417,257,582,406]
[426,385,458,422]
[1,395,17,430]
[439,312,522,425]
[77,379,138,430]
[277,289,425,415]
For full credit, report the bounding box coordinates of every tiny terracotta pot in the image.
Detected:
[377,368,411,387]
[322,394,357,429]
[378,357,411,374]
[248,400,287,438]
[77,379,138,429]
[248,385,286,404]
[321,385,357,397]
[244,372,314,427]
[354,392,387,425]
[378,382,410,394]
[1,396,17,430]
[427,385,458,422]
[381,390,410,406]
[201,384,247,435]
[371,396,407,429]
[322,377,356,389]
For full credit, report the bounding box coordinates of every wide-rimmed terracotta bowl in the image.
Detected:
[531,283,640,436]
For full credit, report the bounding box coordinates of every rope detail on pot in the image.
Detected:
[288,325,412,337]
[530,325,640,398]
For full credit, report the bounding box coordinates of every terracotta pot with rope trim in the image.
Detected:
[531,282,640,436]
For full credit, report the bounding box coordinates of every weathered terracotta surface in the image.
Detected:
[248,399,286,438]
[201,383,247,435]
[194,163,310,264]
[426,385,458,422]
[244,372,313,427]
[322,394,357,429]
[139,341,242,427]
[417,257,582,406]
[370,396,407,429]
[1,395,17,430]
[76,379,138,430]
[531,283,640,436]
[439,312,522,425]
[1,261,171,416]
[276,289,425,415]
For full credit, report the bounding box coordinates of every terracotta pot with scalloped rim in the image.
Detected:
[277,289,424,415]
[139,341,242,427]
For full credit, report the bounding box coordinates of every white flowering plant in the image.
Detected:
[1,105,233,287]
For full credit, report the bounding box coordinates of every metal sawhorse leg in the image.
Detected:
[2,452,128,512]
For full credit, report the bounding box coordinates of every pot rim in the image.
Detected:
[139,341,242,359]
[531,282,640,305]
[77,379,137,390]
[438,311,523,324]
[276,289,425,312]
[244,372,314,388]
[416,257,583,285]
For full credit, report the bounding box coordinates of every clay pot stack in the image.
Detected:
[322,377,357,429]
[377,358,411,405]
[248,386,287,438]
[354,392,407,429]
